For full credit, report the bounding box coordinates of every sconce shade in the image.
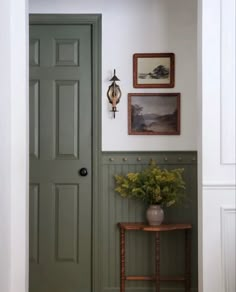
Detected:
[107,69,122,118]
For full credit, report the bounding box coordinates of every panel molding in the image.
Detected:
[29,39,40,66]
[54,184,79,263]
[220,0,236,165]
[54,80,79,159]
[221,206,236,292]
[203,182,236,190]
[29,80,39,160]
[29,184,39,264]
[55,39,79,66]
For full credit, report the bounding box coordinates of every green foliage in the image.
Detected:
[114,161,186,207]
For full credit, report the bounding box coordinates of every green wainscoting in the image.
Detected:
[99,151,198,292]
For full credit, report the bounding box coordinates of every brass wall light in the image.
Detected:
[107,69,122,118]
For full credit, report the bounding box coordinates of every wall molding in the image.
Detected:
[221,206,236,292]
[203,182,236,190]
[220,0,236,165]
[102,151,197,166]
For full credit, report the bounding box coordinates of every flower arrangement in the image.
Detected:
[114,161,186,207]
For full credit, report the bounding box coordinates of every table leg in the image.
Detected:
[155,232,160,292]
[185,229,191,292]
[120,227,125,292]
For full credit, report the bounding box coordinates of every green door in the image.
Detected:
[29,24,92,292]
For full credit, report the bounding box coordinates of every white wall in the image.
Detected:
[29,0,198,151]
[199,0,236,291]
[0,0,29,292]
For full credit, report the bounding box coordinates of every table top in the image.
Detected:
[118,222,192,231]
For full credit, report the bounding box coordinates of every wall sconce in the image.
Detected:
[107,69,122,118]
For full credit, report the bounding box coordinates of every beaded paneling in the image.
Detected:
[100,151,198,292]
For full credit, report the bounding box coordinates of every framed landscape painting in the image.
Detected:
[133,53,175,88]
[128,93,180,135]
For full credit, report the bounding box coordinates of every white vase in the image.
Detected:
[146,205,164,226]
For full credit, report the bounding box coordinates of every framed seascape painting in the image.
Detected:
[133,53,175,88]
[128,93,180,135]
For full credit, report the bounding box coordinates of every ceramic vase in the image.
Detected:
[146,204,164,226]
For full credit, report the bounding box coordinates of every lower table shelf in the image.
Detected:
[125,275,186,281]
[118,222,192,292]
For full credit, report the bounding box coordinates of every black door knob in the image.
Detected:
[79,168,88,176]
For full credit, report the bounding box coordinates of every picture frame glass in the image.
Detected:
[128,93,180,135]
[133,53,175,88]
[137,57,171,85]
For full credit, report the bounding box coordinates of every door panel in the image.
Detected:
[29,24,92,292]
[29,80,39,159]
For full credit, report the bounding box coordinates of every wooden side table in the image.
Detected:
[118,223,192,292]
